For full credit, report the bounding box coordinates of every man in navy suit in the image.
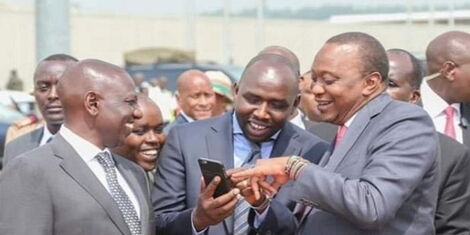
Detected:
[153,53,328,235]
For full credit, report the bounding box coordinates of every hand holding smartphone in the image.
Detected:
[198,158,232,197]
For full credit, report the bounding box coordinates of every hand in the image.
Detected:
[192,176,240,231]
[227,168,267,208]
[232,157,291,200]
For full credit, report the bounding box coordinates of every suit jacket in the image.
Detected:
[307,121,338,143]
[435,133,470,235]
[288,94,439,234]
[152,112,328,235]
[163,114,188,135]
[460,103,470,146]
[2,127,43,167]
[0,134,154,235]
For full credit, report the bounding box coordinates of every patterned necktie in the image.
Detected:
[234,142,261,235]
[96,152,142,235]
[444,106,456,139]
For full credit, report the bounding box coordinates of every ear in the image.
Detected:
[84,91,99,116]
[362,72,382,96]
[409,89,421,105]
[442,61,457,81]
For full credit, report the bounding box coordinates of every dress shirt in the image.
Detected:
[180,111,195,123]
[39,125,55,146]
[59,126,140,218]
[421,81,463,143]
[289,109,306,130]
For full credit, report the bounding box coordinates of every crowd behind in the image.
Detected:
[0,30,469,235]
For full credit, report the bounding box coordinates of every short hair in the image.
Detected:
[241,53,298,84]
[387,48,423,89]
[42,54,78,62]
[326,32,389,82]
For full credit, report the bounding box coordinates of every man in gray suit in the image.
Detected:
[2,54,78,167]
[233,32,439,234]
[153,54,328,234]
[163,69,215,134]
[387,48,470,234]
[0,59,154,235]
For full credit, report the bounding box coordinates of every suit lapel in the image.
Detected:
[270,123,301,158]
[205,113,235,234]
[324,93,391,171]
[53,135,131,235]
[31,127,44,147]
[115,155,149,235]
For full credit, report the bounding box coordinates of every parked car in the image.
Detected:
[126,63,243,92]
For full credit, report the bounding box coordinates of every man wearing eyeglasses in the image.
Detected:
[423,31,470,146]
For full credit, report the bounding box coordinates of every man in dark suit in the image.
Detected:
[163,69,215,134]
[424,31,470,145]
[387,48,470,234]
[153,54,328,234]
[2,54,78,167]
[0,59,154,235]
[234,32,439,234]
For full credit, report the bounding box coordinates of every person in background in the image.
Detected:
[205,70,233,117]
[112,95,165,185]
[163,69,215,134]
[423,31,470,146]
[386,48,470,235]
[3,54,78,167]
[133,72,151,94]
[5,69,23,91]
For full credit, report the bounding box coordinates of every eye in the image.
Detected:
[269,101,288,111]
[388,80,398,88]
[132,128,146,136]
[36,83,50,92]
[243,94,260,105]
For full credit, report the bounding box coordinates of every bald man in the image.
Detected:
[423,31,470,146]
[153,54,328,235]
[163,69,215,135]
[0,59,154,235]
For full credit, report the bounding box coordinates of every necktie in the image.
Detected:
[334,125,348,148]
[96,152,141,235]
[233,143,261,235]
[444,106,456,139]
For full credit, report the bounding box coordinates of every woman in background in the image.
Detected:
[112,95,165,184]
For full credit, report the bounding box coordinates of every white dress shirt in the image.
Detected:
[421,81,463,143]
[59,126,141,218]
[289,109,306,130]
[39,125,55,146]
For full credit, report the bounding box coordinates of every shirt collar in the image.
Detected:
[180,111,195,123]
[289,109,306,130]
[232,112,280,141]
[40,125,55,145]
[59,125,110,163]
[344,113,357,128]
[421,81,460,117]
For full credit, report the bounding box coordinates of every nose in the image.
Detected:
[146,130,165,147]
[48,85,59,100]
[253,102,270,120]
[132,106,143,120]
[311,82,325,97]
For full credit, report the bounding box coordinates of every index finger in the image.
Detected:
[231,167,260,179]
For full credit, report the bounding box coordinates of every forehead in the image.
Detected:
[180,76,212,93]
[387,52,413,82]
[240,63,296,94]
[35,61,70,81]
[312,43,362,73]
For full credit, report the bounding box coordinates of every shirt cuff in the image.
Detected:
[253,204,271,228]
[191,210,208,235]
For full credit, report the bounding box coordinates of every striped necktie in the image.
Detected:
[233,142,261,235]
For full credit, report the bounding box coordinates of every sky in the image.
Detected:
[1,0,467,16]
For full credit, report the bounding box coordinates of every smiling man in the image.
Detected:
[233,32,439,234]
[3,54,78,167]
[152,53,328,235]
[163,69,215,134]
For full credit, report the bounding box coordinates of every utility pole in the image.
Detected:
[35,0,70,62]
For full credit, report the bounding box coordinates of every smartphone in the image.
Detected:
[198,158,232,198]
